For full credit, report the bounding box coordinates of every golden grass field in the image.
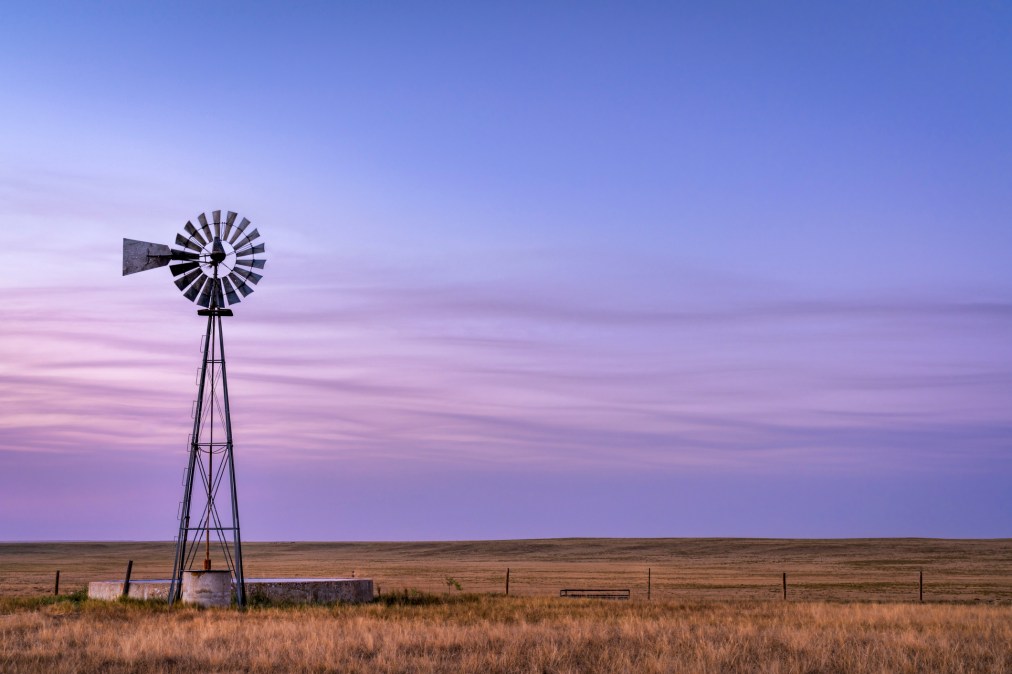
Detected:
[1,539,1010,673]
[2,538,1010,601]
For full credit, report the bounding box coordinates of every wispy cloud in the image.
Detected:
[2,268,1009,479]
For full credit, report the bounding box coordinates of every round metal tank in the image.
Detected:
[181,570,232,607]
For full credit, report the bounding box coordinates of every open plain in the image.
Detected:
[1,539,1010,673]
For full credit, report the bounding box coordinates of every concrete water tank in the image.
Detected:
[181,570,232,607]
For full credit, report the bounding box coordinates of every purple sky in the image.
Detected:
[1,2,1010,540]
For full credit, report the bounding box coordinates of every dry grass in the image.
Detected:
[2,539,1010,672]
[1,594,1010,673]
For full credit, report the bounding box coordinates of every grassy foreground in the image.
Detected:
[2,540,1009,672]
[1,593,1010,673]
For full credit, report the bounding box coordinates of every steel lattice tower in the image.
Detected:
[168,278,246,606]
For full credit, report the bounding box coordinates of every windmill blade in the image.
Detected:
[174,234,202,253]
[235,258,266,269]
[197,213,213,241]
[196,278,215,308]
[228,217,251,245]
[170,248,200,261]
[222,276,241,305]
[123,239,172,275]
[235,243,265,257]
[169,261,200,276]
[183,222,208,246]
[227,271,254,297]
[174,267,205,291]
[184,275,208,302]
[239,269,263,285]
[212,210,222,239]
[223,211,237,241]
[232,229,261,256]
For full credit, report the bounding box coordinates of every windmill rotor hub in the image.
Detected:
[210,237,227,265]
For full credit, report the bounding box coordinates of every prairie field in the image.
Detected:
[2,538,1009,601]
[1,539,1010,673]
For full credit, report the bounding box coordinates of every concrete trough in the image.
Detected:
[246,578,374,604]
[87,577,374,605]
[87,579,171,601]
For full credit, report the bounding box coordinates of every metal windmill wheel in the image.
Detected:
[122,210,266,309]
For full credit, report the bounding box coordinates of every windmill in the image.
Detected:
[122,210,265,607]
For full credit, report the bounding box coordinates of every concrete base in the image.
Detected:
[87,577,374,605]
[182,570,232,607]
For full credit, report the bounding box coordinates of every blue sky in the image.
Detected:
[1,2,1010,540]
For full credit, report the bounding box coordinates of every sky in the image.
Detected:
[1,1,1010,541]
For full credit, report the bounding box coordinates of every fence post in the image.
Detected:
[648,568,652,600]
[783,572,787,600]
[919,568,923,603]
[505,568,510,596]
[54,570,60,596]
[122,560,133,598]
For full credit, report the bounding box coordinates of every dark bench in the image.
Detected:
[559,588,630,600]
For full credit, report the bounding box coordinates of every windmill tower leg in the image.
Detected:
[169,304,246,607]
[217,312,247,607]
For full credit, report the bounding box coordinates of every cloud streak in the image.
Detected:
[2,270,1009,481]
